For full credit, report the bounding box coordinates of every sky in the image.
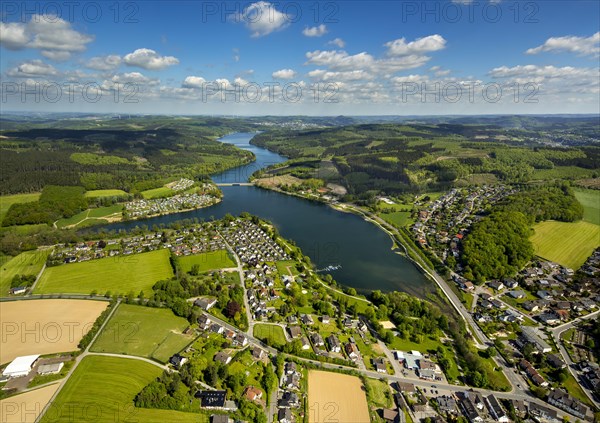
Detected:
[0,0,599,115]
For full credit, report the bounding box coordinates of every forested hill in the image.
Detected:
[251,123,599,198]
[0,116,258,195]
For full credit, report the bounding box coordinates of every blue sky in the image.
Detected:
[1,1,599,114]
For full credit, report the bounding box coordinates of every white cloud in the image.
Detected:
[272,69,297,79]
[489,64,597,79]
[385,35,446,56]
[305,50,375,71]
[86,55,122,71]
[302,24,328,37]
[526,32,600,57]
[308,69,372,82]
[123,48,179,70]
[6,60,58,77]
[0,15,93,60]
[111,72,158,85]
[182,76,207,88]
[235,2,290,37]
[430,66,451,77]
[327,38,345,48]
[0,22,30,50]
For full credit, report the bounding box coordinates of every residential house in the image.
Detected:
[485,395,509,422]
[169,354,187,369]
[374,357,387,373]
[244,386,262,402]
[488,280,504,291]
[345,342,360,360]
[279,391,299,408]
[214,351,232,365]
[278,408,292,423]
[547,354,566,369]
[300,336,311,351]
[436,395,457,414]
[288,326,302,339]
[284,374,300,390]
[300,314,314,325]
[251,346,265,360]
[382,408,399,423]
[326,335,341,353]
[520,359,548,387]
[197,390,227,409]
[285,362,298,375]
[309,333,324,348]
[547,389,592,421]
[508,290,525,299]
[195,297,217,311]
[198,314,211,330]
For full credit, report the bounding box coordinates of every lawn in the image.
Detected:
[90,303,192,362]
[39,356,201,423]
[530,220,600,270]
[178,250,236,273]
[84,189,128,198]
[141,186,174,199]
[56,205,123,229]
[254,323,287,346]
[0,249,49,295]
[0,192,41,224]
[34,249,173,295]
[387,334,443,354]
[574,188,600,226]
[276,260,300,277]
[379,211,414,228]
[365,378,393,408]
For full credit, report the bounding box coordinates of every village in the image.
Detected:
[4,214,599,423]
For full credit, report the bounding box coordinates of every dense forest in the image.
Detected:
[3,185,88,226]
[496,185,584,223]
[461,185,584,282]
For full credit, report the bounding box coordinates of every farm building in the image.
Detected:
[37,362,64,375]
[2,354,40,378]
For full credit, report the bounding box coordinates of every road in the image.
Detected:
[216,226,254,335]
[35,299,123,423]
[338,203,546,400]
[549,310,600,408]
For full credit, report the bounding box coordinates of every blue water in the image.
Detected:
[101,133,433,296]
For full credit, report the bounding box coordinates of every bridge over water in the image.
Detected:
[215,182,254,186]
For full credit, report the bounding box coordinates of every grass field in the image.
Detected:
[1,383,60,423]
[84,189,128,198]
[276,260,300,277]
[0,249,49,296]
[307,371,369,423]
[39,356,201,423]
[574,188,600,226]
[379,211,414,228]
[365,378,393,408]
[0,193,41,224]
[90,303,192,362]
[34,249,173,295]
[141,186,173,199]
[0,299,108,364]
[253,323,287,345]
[56,205,123,229]
[530,220,600,270]
[178,250,235,273]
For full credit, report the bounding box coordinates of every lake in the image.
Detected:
[103,133,433,297]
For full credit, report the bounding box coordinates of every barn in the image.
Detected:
[2,354,40,378]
